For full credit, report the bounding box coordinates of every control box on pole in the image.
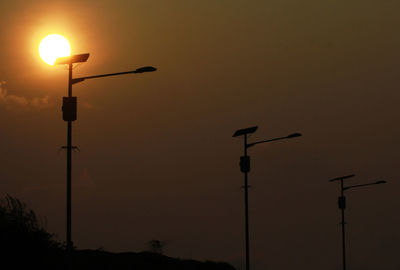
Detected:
[338,196,346,210]
[240,156,250,173]
[62,97,77,121]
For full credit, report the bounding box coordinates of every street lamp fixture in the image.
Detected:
[342,180,386,191]
[233,126,302,270]
[329,174,387,270]
[246,132,302,148]
[55,53,156,267]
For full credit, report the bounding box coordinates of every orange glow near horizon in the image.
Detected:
[39,34,71,65]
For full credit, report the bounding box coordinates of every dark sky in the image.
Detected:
[1,1,399,269]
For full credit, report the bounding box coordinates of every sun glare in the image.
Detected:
[39,34,71,65]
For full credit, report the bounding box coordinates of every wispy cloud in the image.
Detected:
[82,101,93,109]
[77,168,96,189]
[0,81,50,110]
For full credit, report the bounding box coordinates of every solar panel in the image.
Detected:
[233,126,258,137]
[328,174,355,182]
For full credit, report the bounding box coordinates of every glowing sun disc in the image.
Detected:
[39,34,71,65]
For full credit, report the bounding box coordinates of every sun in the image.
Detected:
[39,34,71,65]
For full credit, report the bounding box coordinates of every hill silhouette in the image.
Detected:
[0,195,235,270]
[71,249,235,270]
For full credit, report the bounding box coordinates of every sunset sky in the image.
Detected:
[1,1,399,269]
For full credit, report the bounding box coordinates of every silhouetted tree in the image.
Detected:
[147,239,167,254]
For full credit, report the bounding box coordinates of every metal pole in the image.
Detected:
[340,179,346,270]
[66,63,73,266]
[244,134,250,270]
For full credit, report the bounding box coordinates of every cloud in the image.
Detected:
[0,81,51,110]
[82,101,93,109]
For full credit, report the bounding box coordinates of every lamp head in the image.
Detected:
[134,66,157,73]
[287,133,302,138]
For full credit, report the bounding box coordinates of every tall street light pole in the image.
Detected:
[233,126,302,270]
[329,174,386,270]
[55,53,156,266]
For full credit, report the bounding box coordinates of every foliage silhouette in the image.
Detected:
[0,194,62,268]
[148,239,167,254]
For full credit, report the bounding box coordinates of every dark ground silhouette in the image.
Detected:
[0,195,235,270]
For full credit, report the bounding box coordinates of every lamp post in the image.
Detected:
[329,174,386,270]
[55,53,156,265]
[232,126,301,270]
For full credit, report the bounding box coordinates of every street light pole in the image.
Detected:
[233,126,301,270]
[243,133,250,270]
[329,175,386,270]
[340,178,346,270]
[66,62,73,255]
[56,53,156,267]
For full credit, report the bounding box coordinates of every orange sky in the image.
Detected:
[0,1,400,269]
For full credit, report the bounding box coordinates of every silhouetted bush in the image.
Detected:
[0,194,62,268]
